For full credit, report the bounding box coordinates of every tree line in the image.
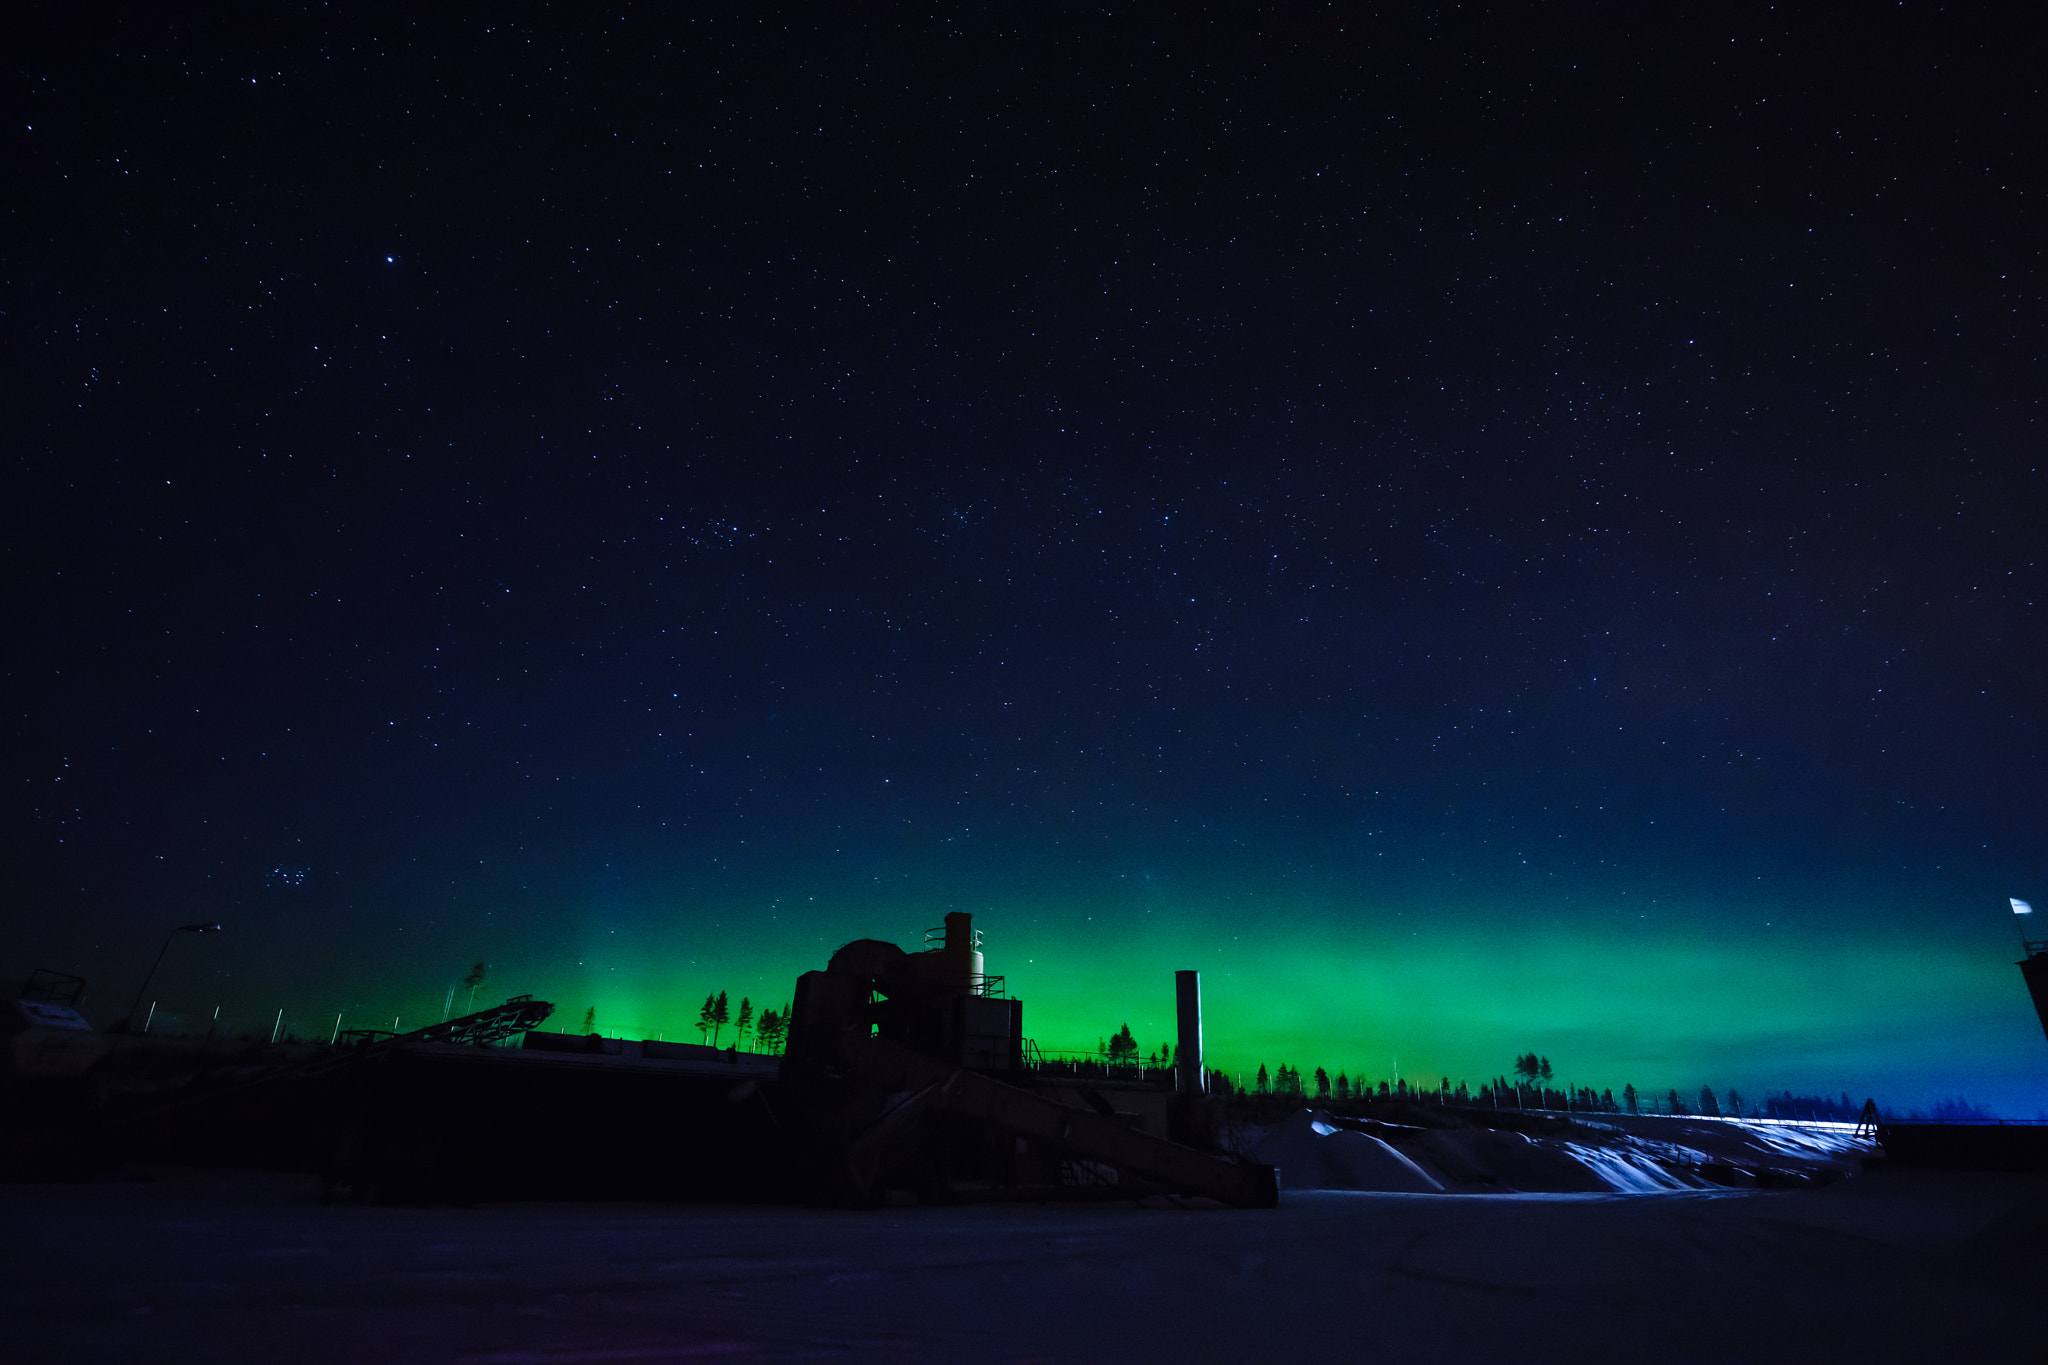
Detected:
[1093,1033,1730,1117]
[565,997,1901,1119]
[554,995,1899,1118]
[693,990,793,1053]
[1195,1047,1884,1120]
[568,991,796,1053]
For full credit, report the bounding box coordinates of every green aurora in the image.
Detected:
[298,881,2047,1118]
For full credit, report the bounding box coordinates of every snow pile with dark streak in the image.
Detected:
[1250,1111,1444,1193]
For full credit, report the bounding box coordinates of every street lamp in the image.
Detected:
[126,923,223,1031]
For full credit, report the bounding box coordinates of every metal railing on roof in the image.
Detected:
[1021,1045,1168,1083]
[96,995,558,1133]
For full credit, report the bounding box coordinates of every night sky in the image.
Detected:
[9,5,2044,1113]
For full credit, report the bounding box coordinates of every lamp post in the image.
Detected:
[126,923,222,1030]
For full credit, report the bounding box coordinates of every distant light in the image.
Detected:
[2014,899,2034,916]
[385,255,396,263]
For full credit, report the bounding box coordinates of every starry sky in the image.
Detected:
[8,5,2044,1113]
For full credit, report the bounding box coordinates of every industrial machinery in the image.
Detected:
[787,913,1021,1071]
[2015,898,2048,1045]
[3,970,109,1081]
[782,912,1277,1207]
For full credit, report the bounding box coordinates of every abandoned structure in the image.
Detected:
[779,912,1275,1206]
[4,916,1278,1206]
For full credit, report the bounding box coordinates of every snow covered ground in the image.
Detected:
[4,1160,2042,1362]
[1251,1109,1874,1194]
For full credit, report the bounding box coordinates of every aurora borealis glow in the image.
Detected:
[8,6,2045,1115]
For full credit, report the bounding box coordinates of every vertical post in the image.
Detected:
[1174,970,1204,1095]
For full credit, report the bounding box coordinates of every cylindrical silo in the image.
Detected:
[944,911,986,994]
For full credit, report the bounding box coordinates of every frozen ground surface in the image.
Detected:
[4,1163,2042,1364]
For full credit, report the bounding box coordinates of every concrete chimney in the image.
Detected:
[1174,969,1204,1094]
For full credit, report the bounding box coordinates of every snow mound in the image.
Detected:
[1251,1109,1444,1192]
[1402,1124,1615,1193]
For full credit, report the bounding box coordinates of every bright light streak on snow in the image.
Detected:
[1561,1143,1689,1192]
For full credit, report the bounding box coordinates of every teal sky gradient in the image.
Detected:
[143,848,2048,1119]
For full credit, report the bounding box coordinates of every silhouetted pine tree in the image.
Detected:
[754,1000,792,1054]
[1107,1023,1138,1064]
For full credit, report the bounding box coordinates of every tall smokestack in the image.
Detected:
[1175,970,1204,1095]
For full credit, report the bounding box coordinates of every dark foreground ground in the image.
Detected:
[4,1164,2042,1364]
